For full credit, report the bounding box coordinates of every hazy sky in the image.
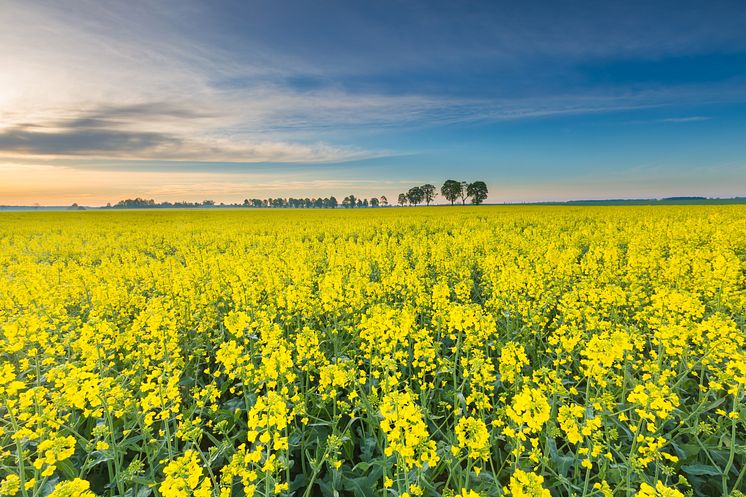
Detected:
[2,0,746,205]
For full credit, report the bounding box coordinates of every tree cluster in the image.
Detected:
[397,180,488,206]
[396,184,437,206]
[108,196,392,209]
[110,198,218,209]
[341,195,389,208]
[247,197,341,208]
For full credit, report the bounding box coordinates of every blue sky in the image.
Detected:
[1,0,746,204]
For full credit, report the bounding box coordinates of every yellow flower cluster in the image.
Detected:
[33,435,76,477]
[636,481,685,497]
[557,403,601,445]
[48,479,96,497]
[454,416,491,461]
[505,386,551,435]
[380,390,439,469]
[160,450,212,497]
[504,469,551,497]
[318,361,356,401]
[498,342,528,385]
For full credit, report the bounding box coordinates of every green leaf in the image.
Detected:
[682,464,721,476]
[352,461,372,472]
[359,436,378,462]
[289,473,308,493]
[341,465,383,497]
[123,486,153,497]
[56,459,78,480]
[670,441,700,461]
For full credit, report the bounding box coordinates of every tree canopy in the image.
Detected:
[407,186,425,206]
[467,181,489,205]
[421,184,437,206]
[440,180,462,205]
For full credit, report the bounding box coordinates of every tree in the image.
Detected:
[421,184,437,206]
[370,197,380,207]
[380,195,388,206]
[467,181,489,205]
[398,193,407,206]
[407,186,424,206]
[441,180,462,205]
[459,181,470,205]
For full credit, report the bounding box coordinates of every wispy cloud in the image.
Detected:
[659,116,711,123]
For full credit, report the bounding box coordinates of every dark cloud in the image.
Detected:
[0,126,179,155]
[88,102,216,120]
[0,101,211,156]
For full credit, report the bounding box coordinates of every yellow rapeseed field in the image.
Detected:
[1,206,745,497]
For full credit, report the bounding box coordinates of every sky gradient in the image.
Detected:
[2,0,746,205]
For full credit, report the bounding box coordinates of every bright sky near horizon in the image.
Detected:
[2,0,746,205]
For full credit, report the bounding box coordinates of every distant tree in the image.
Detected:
[398,193,407,206]
[343,195,357,208]
[407,186,424,206]
[115,197,156,208]
[421,184,437,206]
[441,180,462,205]
[380,195,388,206]
[328,196,338,208]
[467,181,489,205]
[363,198,369,207]
[202,200,215,206]
[357,199,363,207]
[370,197,380,207]
[459,181,470,205]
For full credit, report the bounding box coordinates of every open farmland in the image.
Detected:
[1,206,745,497]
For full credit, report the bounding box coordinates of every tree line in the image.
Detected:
[108,196,388,209]
[244,196,388,208]
[397,180,488,206]
[108,181,488,209]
